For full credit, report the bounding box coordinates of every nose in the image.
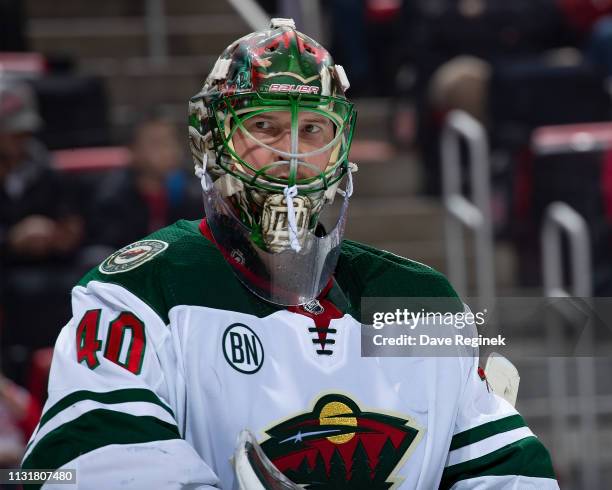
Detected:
[272,131,293,159]
[269,132,318,180]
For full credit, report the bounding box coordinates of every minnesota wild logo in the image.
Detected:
[99,240,168,274]
[260,394,423,489]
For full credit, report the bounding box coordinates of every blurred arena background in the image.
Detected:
[1,0,612,487]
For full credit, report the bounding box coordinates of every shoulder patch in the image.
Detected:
[99,239,169,274]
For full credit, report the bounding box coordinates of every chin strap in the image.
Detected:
[195,163,211,191]
[283,184,302,252]
[336,163,354,198]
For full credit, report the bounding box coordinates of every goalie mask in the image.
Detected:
[189,18,357,306]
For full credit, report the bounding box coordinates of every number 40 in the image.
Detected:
[76,309,146,375]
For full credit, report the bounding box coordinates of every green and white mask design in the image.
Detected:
[189,18,357,305]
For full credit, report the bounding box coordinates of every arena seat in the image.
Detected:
[51,146,131,172]
[0,52,47,75]
[515,122,612,293]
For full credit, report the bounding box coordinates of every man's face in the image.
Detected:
[131,121,182,177]
[231,110,336,180]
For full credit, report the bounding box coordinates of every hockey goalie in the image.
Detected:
[22,19,558,490]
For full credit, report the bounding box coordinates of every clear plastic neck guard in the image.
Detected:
[199,171,351,306]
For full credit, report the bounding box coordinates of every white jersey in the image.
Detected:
[23,220,558,489]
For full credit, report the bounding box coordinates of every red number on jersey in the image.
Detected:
[75,310,146,374]
[76,309,103,369]
[104,312,147,375]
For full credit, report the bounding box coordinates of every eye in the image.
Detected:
[245,118,274,132]
[254,120,272,130]
[303,124,322,134]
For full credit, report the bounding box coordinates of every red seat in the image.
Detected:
[0,52,47,75]
[51,146,131,173]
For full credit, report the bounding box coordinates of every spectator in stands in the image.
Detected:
[0,77,84,381]
[558,0,612,75]
[0,80,83,264]
[88,114,203,249]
